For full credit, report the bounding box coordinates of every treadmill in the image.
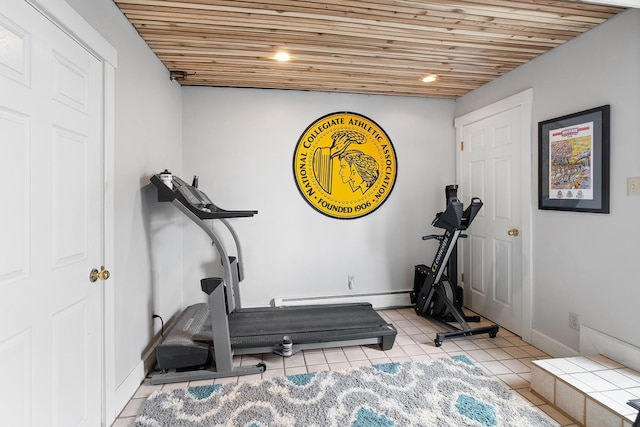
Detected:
[149,172,397,384]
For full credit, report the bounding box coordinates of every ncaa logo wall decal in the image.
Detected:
[293,112,398,219]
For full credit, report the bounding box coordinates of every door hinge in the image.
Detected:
[461,273,464,283]
[460,141,464,151]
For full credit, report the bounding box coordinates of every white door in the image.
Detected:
[455,90,532,338]
[0,1,104,425]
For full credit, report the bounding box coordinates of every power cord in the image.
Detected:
[152,314,164,337]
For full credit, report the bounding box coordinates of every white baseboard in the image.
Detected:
[580,325,640,372]
[529,328,580,358]
[114,338,159,417]
[272,290,413,309]
[114,361,146,417]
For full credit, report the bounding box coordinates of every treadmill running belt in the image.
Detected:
[229,304,387,336]
[191,303,394,346]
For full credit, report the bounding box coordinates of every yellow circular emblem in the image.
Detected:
[293,112,398,219]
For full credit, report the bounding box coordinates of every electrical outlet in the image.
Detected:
[348,275,355,289]
[628,177,640,196]
[569,312,580,331]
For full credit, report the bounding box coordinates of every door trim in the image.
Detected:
[454,88,533,343]
[26,1,117,424]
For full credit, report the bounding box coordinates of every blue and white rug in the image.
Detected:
[134,356,558,426]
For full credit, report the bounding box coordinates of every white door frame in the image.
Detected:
[454,88,534,343]
[26,0,117,424]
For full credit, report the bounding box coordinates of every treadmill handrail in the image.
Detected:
[151,172,257,313]
[171,200,238,314]
[219,218,247,285]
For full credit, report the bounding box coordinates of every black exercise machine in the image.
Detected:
[148,171,397,384]
[411,185,499,347]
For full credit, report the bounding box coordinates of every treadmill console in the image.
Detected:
[150,172,257,219]
[173,176,213,209]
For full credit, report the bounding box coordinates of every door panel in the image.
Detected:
[0,108,30,286]
[0,330,31,425]
[469,234,486,296]
[52,128,89,266]
[53,301,89,426]
[494,238,513,306]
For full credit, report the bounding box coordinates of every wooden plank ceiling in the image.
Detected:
[114,0,623,98]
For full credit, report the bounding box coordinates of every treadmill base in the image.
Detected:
[150,362,266,385]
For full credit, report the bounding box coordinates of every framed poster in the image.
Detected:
[538,105,610,213]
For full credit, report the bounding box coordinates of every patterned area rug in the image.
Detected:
[134,356,559,427]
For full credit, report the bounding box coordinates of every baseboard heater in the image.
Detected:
[272,290,413,309]
[580,325,640,372]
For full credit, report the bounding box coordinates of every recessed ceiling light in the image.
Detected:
[275,52,291,62]
[422,74,438,83]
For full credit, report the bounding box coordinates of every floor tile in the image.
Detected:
[343,347,367,361]
[118,398,145,418]
[329,361,351,371]
[498,373,530,389]
[303,350,327,365]
[133,382,162,399]
[323,348,348,363]
[261,368,285,379]
[481,360,514,375]
[501,358,530,374]
[111,417,135,427]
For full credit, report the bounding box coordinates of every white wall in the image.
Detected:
[455,9,640,353]
[181,87,455,307]
[64,0,184,402]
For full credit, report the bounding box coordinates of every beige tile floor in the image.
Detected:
[112,307,578,426]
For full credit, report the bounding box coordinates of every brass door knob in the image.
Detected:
[507,228,520,237]
[89,266,111,283]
